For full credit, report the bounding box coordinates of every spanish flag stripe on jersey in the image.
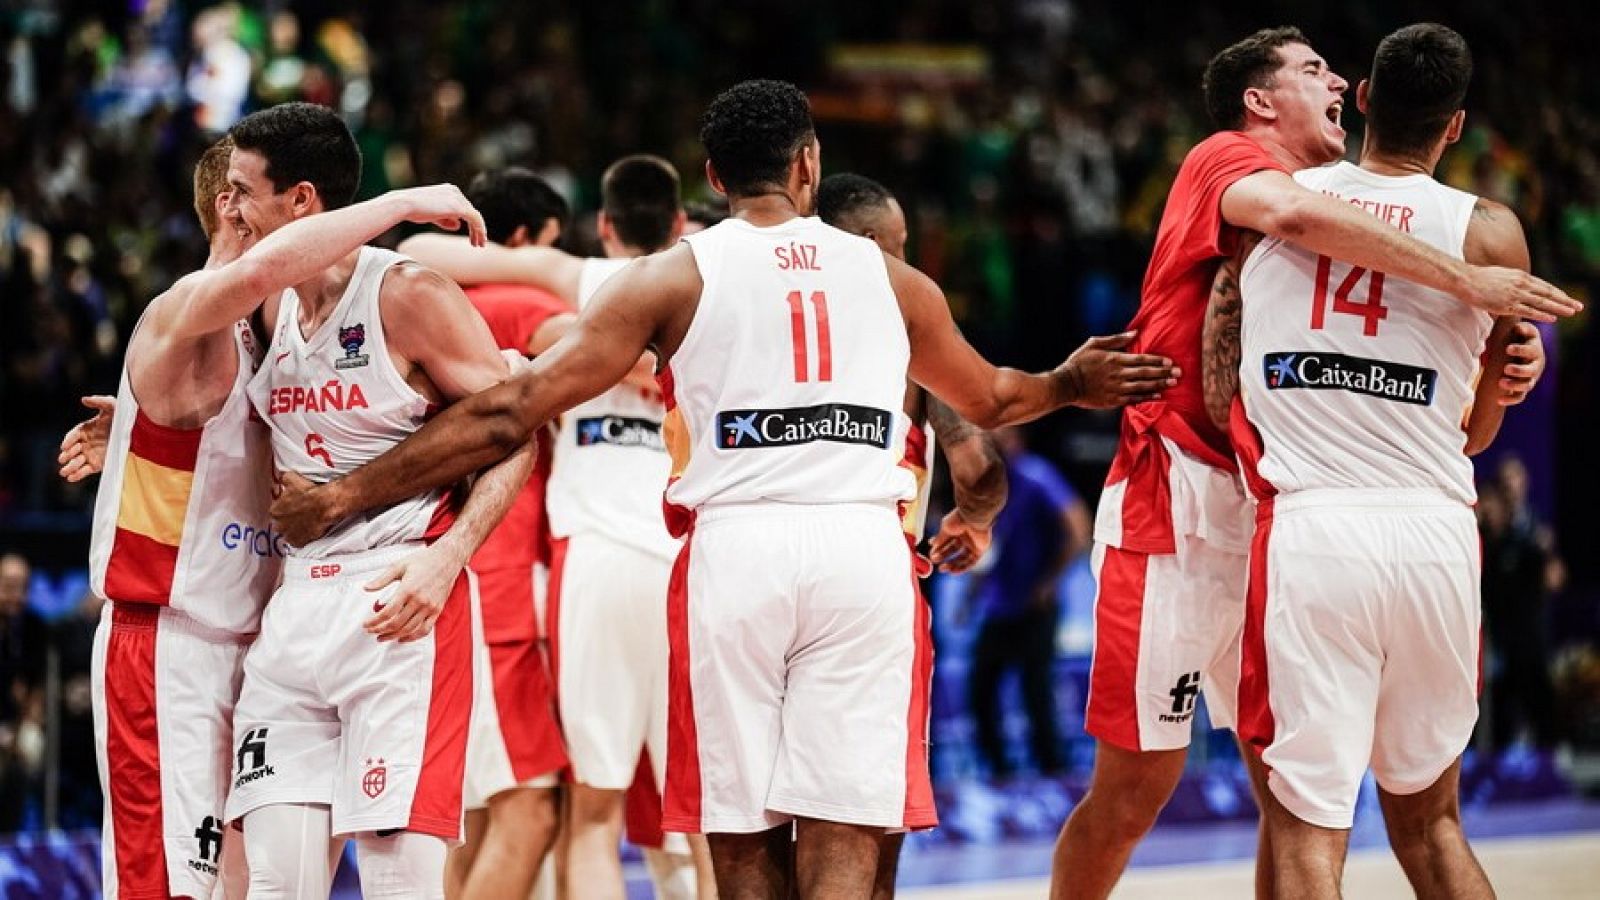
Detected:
[103,410,203,604]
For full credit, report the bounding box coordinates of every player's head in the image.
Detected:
[1203,27,1347,166]
[599,154,684,254]
[700,80,820,212]
[817,173,908,260]
[467,167,568,248]
[225,102,361,244]
[683,197,728,235]
[193,135,235,241]
[1358,23,1472,163]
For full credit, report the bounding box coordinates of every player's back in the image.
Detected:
[661,216,915,531]
[1237,161,1492,503]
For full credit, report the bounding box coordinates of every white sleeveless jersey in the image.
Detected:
[1238,162,1491,504]
[90,318,278,634]
[661,217,916,529]
[545,257,679,559]
[248,247,454,558]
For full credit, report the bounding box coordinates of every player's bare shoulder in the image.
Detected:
[1463,198,1531,270]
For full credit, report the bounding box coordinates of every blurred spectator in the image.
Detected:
[185,6,251,133]
[0,552,46,831]
[966,427,1090,778]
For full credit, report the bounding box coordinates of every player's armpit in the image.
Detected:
[1201,232,1259,431]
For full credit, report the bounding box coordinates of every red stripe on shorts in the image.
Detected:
[1238,498,1277,754]
[104,602,167,898]
[1085,546,1149,752]
[477,566,567,781]
[623,750,666,849]
[902,563,937,829]
[661,535,703,832]
[544,536,570,722]
[407,573,473,838]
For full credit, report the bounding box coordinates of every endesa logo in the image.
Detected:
[1262,351,1437,406]
[716,403,892,450]
[221,523,290,557]
[575,416,665,451]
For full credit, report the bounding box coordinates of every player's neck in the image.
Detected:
[1358,134,1440,178]
[729,192,806,227]
[293,248,363,316]
[1244,127,1325,172]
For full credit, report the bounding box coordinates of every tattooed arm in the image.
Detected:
[1202,233,1262,431]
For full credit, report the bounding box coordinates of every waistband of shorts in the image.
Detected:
[283,542,427,583]
[1271,488,1469,515]
[692,500,899,526]
[103,601,255,643]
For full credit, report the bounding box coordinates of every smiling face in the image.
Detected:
[222,148,305,249]
[1254,42,1349,166]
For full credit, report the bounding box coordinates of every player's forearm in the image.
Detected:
[945,436,1007,529]
[432,438,536,565]
[1464,318,1515,455]
[1278,192,1471,301]
[320,378,536,523]
[236,194,417,299]
[1202,259,1245,431]
[400,234,566,293]
[980,367,1082,429]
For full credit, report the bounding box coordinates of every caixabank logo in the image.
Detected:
[1262,351,1437,406]
[717,403,892,449]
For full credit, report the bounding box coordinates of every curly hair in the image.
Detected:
[1366,23,1473,157]
[228,102,360,210]
[1201,27,1310,131]
[699,80,815,197]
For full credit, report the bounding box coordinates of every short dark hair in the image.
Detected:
[1202,27,1310,131]
[1366,23,1472,158]
[467,168,570,245]
[600,155,681,252]
[700,80,815,197]
[228,102,360,209]
[685,197,728,229]
[817,173,895,236]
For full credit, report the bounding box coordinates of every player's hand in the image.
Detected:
[1058,331,1180,409]
[928,510,992,574]
[57,395,116,482]
[363,542,467,643]
[396,184,488,247]
[1463,266,1581,323]
[270,472,345,546]
[1497,321,1545,406]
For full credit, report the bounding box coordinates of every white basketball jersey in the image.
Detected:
[1238,162,1492,504]
[661,217,916,530]
[248,247,454,558]
[545,256,678,560]
[90,318,278,634]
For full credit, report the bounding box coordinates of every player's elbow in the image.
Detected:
[480,379,538,455]
[1260,192,1318,240]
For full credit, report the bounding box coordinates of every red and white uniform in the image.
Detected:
[1234,162,1488,828]
[461,283,570,809]
[1088,132,1286,753]
[660,217,931,834]
[228,247,471,840]
[546,258,681,818]
[88,318,271,899]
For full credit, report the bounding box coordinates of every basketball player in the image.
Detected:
[213,102,531,898]
[81,129,487,900]
[816,172,1007,899]
[446,168,571,900]
[269,79,1181,897]
[404,154,715,900]
[1050,28,1576,900]
[1205,24,1527,898]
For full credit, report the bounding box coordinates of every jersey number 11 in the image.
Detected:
[784,290,833,382]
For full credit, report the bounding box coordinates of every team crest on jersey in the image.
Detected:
[1262,351,1436,405]
[335,323,370,369]
[362,757,387,798]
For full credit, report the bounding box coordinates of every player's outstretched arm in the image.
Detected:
[893,255,1178,428]
[1201,232,1262,431]
[1221,170,1580,322]
[1462,199,1538,454]
[397,233,584,301]
[529,311,660,393]
[146,185,486,342]
[271,245,693,543]
[925,396,1007,574]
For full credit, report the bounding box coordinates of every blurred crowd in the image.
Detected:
[2,0,1597,830]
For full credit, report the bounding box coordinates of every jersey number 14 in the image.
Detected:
[1311,255,1389,336]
